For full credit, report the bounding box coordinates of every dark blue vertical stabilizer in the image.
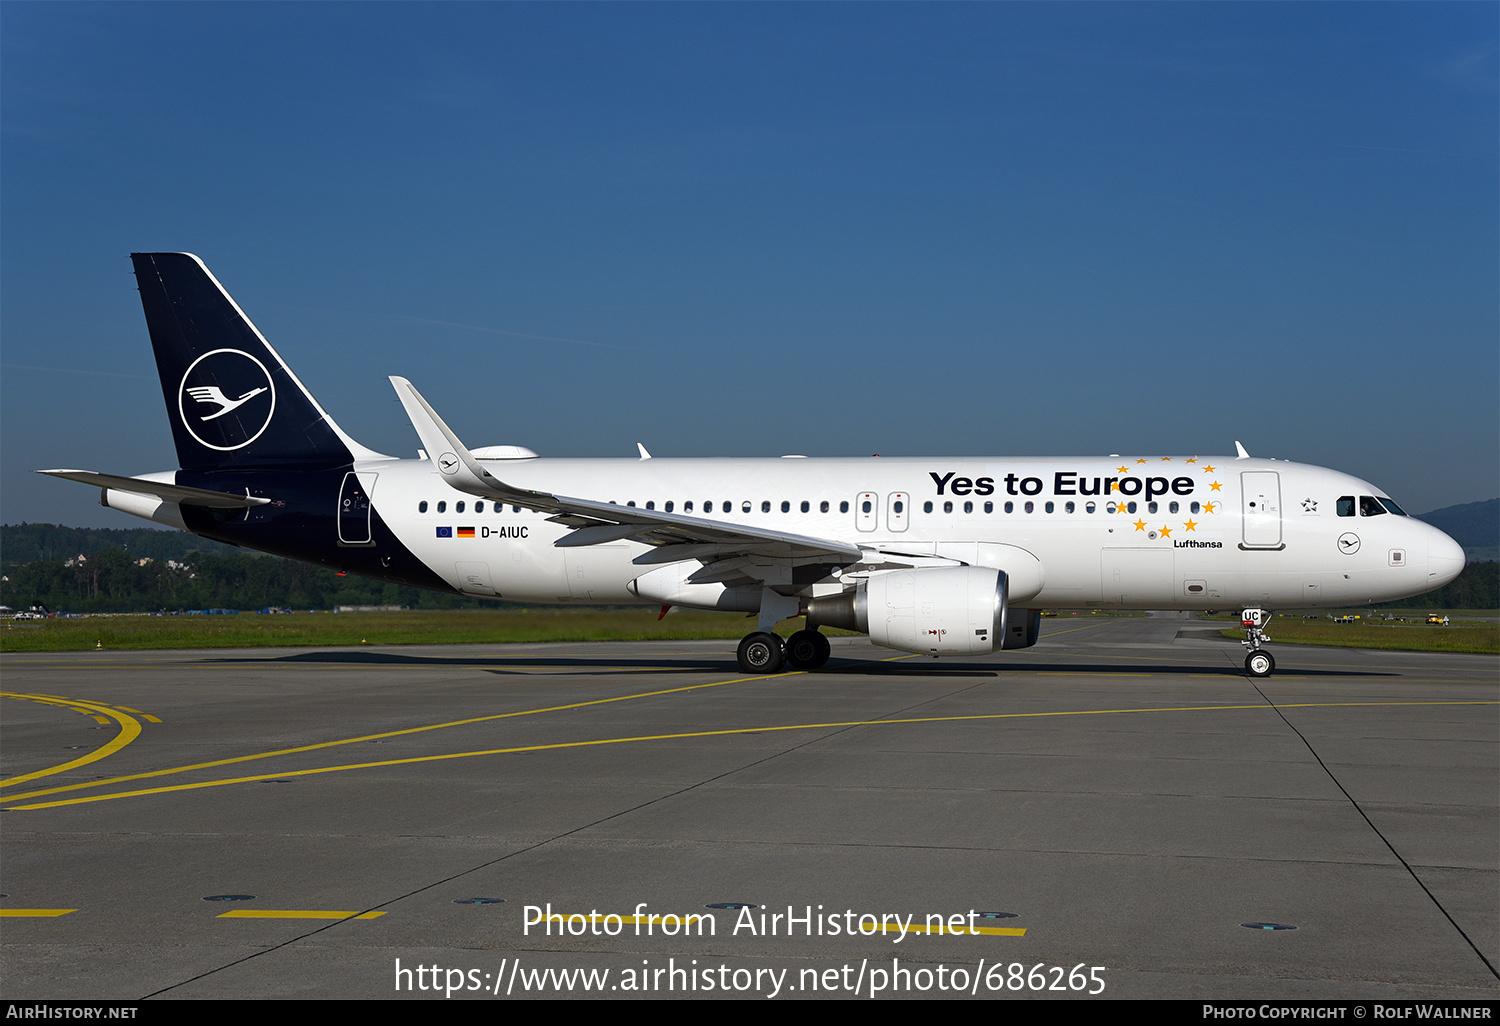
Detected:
[132,253,357,470]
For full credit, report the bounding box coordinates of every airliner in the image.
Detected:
[41,254,1466,676]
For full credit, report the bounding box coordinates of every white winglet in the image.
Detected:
[637,442,652,460]
[1234,440,1251,460]
[389,376,520,501]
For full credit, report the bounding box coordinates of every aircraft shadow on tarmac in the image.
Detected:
[199,649,1399,679]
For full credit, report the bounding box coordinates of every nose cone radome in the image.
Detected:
[1427,528,1466,591]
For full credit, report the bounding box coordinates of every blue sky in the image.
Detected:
[3,3,1495,527]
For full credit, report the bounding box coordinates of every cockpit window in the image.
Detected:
[1337,496,1355,517]
[1377,497,1407,516]
[1359,495,1386,517]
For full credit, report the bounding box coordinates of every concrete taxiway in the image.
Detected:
[1,615,1496,1000]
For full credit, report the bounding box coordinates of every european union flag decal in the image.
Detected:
[436,526,453,538]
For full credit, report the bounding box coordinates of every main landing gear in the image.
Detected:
[736,632,784,673]
[785,629,831,670]
[736,628,831,673]
[1240,607,1276,677]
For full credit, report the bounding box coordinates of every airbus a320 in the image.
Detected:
[41,254,1467,676]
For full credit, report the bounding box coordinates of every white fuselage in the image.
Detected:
[358,453,1464,610]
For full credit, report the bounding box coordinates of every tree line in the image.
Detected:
[3,530,1493,614]
[1,524,489,613]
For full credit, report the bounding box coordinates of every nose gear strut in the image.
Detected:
[1240,607,1276,677]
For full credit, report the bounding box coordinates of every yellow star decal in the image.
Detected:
[1186,457,1197,463]
[1133,518,1147,531]
[1159,525,1172,538]
[1160,456,1171,461]
[1137,458,1148,464]
[1209,480,1221,492]
[1116,466,1130,474]
[1203,501,1217,513]
[1183,518,1198,531]
[1201,464,1215,473]
[1111,481,1121,492]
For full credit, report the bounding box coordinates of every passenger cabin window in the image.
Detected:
[1004,501,1014,513]
[456,501,465,513]
[923,501,933,513]
[944,501,953,513]
[1337,496,1355,517]
[1024,501,1034,513]
[419,501,428,513]
[781,500,790,512]
[800,501,810,512]
[762,501,771,513]
[861,500,871,513]
[723,501,732,513]
[1169,501,1178,514]
[821,501,830,513]
[685,501,694,512]
[1086,502,1096,514]
[1065,501,1075,513]
[963,501,973,513]
[894,500,904,514]
[1044,501,1054,513]
[1127,501,1137,514]
[840,501,849,513]
[437,501,447,513]
[475,502,485,513]
[1359,495,1386,517]
[665,501,674,512]
[741,501,751,513]
[984,501,993,513]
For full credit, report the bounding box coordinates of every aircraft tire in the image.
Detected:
[1244,651,1275,677]
[738,632,786,674]
[785,629,831,670]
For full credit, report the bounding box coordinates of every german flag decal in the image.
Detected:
[457,526,476,538]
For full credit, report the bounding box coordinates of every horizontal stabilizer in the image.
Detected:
[37,470,271,509]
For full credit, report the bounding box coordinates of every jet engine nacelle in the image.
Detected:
[808,565,1010,656]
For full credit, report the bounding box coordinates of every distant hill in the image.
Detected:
[1,523,243,565]
[1415,499,1499,563]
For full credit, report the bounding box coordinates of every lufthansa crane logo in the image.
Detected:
[177,349,277,451]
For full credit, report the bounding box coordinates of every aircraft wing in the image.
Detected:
[389,377,863,565]
[37,470,272,509]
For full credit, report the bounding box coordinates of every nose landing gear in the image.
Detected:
[1241,607,1276,677]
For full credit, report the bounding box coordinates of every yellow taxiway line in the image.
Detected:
[6,700,1492,812]
[0,693,145,788]
[215,910,386,920]
[0,670,799,804]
